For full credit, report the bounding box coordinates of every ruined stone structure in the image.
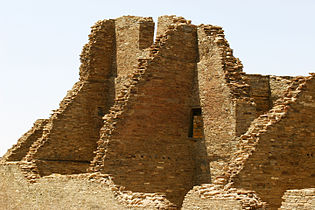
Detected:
[1,16,314,210]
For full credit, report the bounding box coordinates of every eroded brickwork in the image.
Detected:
[114,16,154,96]
[156,16,191,38]
[1,15,314,210]
[269,75,293,105]
[245,74,271,116]
[230,76,315,209]
[182,184,265,209]
[214,75,315,209]
[0,162,174,210]
[91,19,198,206]
[21,20,116,176]
[279,188,315,210]
[196,25,257,183]
[1,119,48,162]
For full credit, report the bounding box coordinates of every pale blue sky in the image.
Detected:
[1,0,315,156]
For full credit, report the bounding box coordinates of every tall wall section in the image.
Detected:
[20,20,116,176]
[196,25,256,183]
[91,20,198,207]
[10,17,155,178]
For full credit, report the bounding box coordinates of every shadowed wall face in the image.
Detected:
[245,74,271,116]
[269,75,293,105]
[196,27,238,181]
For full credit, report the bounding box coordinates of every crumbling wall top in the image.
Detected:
[156,15,192,38]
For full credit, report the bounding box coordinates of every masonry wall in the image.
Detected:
[22,20,116,175]
[196,25,256,183]
[114,16,154,96]
[196,26,236,182]
[279,188,315,210]
[156,16,210,186]
[15,17,156,177]
[91,22,198,207]
[232,77,315,209]
[0,163,138,210]
[269,75,293,105]
[156,16,191,38]
[182,184,265,210]
[182,196,243,209]
[1,119,48,162]
[245,74,271,116]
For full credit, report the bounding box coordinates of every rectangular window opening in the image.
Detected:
[188,108,203,139]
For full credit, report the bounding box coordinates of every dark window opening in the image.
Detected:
[97,107,105,117]
[188,108,203,139]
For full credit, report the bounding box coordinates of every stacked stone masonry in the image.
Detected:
[279,188,315,210]
[1,15,314,210]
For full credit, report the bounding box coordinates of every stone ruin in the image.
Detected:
[0,15,314,210]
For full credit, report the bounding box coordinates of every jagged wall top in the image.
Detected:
[79,19,115,81]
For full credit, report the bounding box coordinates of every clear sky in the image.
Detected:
[1,0,315,156]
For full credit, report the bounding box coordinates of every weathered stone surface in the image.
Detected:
[91,18,198,207]
[245,74,271,116]
[219,76,315,209]
[182,184,265,209]
[279,188,315,210]
[0,162,173,210]
[114,16,154,97]
[1,119,48,162]
[1,15,314,210]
